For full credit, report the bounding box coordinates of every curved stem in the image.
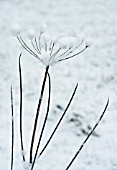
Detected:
[11,86,14,170]
[17,36,39,60]
[29,66,49,163]
[57,46,87,63]
[19,54,25,162]
[65,98,109,170]
[38,83,78,157]
[31,72,51,170]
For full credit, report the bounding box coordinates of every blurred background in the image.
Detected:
[0,0,117,169]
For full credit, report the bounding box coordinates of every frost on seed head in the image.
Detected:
[52,35,59,44]
[39,23,47,33]
[68,37,77,48]
[40,51,52,66]
[11,23,21,36]
[27,29,35,40]
[15,23,91,66]
[58,37,70,49]
[85,38,92,48]
[42,33,50,42]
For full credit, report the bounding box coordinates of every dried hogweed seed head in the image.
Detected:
[27,29,36,40]
[11,23,21,36]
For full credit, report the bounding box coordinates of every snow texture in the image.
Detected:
[0,0,117,170]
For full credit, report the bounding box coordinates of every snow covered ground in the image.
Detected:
[0,0,117,169]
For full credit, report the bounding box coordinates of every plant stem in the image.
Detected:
[31,72,51,170]
[11,86,14,170]
[38,83,78,157]
[19,54,25,162]
[65,98,109,170]
[29,65,49,163]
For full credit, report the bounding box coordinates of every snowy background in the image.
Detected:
[0,0,117,169]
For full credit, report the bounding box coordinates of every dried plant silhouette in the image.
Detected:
[10,54,109,170]
[10,24,109,170]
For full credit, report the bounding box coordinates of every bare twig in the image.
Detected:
[38,33,42,52]
[19,54,25,162]
[38,83,78,157]
[29,66,49,163]
[50,43,55,55]
[11,86,14,170]
[65,97,109,170]
[17,36,39,60]
[34,37,41,54]
[57,46,87,63]
[31,72,51,170]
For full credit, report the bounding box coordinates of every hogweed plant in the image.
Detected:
[10,23,109,170]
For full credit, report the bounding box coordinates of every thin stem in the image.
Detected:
[31,72,51,170]
[49,41,52,51]
[65,98,109,170]
[58,47,72,58]
[31,40,40,54]
[45,43,48,51]
[49,48,61,62]
[57,46,87,63]
[17,36,40,60]
[51,48,61,58]
[38,33,42,52]
[34,37,41,54]
[19,54,25,162]
[11,86,14,170]
[50,43,55,56]
[38,83,78,157]
[58,40,84,59]
[29,66,49,163]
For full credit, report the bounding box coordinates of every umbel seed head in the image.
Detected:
[13,22,92,66]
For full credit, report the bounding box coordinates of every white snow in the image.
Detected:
[0,0,117,170]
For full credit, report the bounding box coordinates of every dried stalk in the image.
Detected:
[19,54,25,162]
[29,66,49,163]
[31,72,51,170]
[38,83,78,157]
[65,98,109,170]
[11,86,14,170]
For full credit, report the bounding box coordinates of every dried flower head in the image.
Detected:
[12,23,91,66]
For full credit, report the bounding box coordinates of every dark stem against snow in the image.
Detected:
[35,37,41,53]
[65,98,109,170]
[11,86,14,170]
[19,54,25,162]
[38,83,78,157]
[29,66,49,163]
[31,72,51,170]
[57,46,87,63]
[38,33,42,52]
[17,35,41,61]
